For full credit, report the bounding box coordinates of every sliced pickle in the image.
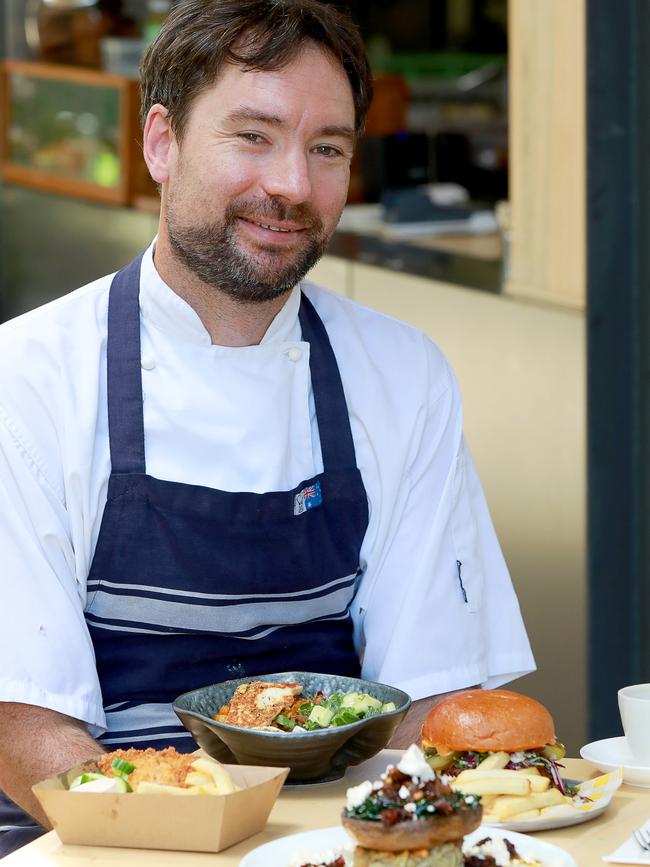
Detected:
[542,740,566,761]
[424,750,458,770]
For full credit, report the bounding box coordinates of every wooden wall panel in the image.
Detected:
[507,0,585,309]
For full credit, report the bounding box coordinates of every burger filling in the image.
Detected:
[423,741,577,796]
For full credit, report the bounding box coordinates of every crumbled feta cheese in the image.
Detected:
[509,751,526,763]
[398,785,410,799]
[346,780,373,811]
[397,744,435,781]
[404,802,417,813]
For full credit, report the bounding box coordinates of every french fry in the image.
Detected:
[456,768,531,783]
[491,787,568,819]
[538,803,577,819]
[184,771,214,787]
[487,808,542,822]
[451,772,531,796]
[478,794,498,811]
[526,775,550,793]
[511,809,542,821]
[456,767,549,792]
[190,757,237,794]
[476,751,510,771]
[452,768,534,795]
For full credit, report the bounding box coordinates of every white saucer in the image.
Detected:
[580,736,650,787]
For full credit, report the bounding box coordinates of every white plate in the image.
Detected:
[580,736,650,787]
[239,824,577,867]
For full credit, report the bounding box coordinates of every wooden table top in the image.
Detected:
[4,755,647,865]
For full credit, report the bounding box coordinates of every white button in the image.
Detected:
[141,355,156,370]
[287,347,302,362]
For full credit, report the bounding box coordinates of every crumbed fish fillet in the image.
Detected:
[96,747,196,789]
[224,681,302,728]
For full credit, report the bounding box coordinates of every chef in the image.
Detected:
[0,0,535,855]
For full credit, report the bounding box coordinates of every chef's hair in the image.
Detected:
[139,0,373,142]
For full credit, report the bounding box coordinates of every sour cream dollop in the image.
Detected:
[70,776,124,793]
[397,744,435,781]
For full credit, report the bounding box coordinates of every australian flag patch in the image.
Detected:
[294,481,323,516]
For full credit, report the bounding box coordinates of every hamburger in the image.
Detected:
[420,689,573,796]
[341,745,482,866]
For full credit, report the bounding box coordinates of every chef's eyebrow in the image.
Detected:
[224,107,355,144]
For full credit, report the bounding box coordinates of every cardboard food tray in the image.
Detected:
[32,759,289,853]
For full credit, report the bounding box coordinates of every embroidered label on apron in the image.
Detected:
[294,480,323,515]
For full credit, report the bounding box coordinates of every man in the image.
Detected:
[0,0,534,854]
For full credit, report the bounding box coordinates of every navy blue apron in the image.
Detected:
[0,254,369,854]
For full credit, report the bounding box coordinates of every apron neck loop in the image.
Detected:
[107,253,147,475]
[298,293,357,471]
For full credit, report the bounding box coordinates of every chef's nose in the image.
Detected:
[261,148,312,203]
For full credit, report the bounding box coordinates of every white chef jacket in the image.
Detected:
[0,242,534,735]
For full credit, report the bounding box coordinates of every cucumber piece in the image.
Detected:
[112,757,135,776]
[350,694,382,715]
[381,701,397,713]
[70,774,130,793]
[341,691,362,707]
[308,704,334,728]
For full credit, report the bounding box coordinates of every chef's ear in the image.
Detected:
[142,104,174,184]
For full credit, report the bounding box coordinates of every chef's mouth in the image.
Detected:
[238,216,308,234]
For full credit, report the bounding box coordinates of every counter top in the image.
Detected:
[328,230,503,293]
[3,755,645,865]
[328,202,503,292]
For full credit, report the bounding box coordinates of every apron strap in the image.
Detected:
[298,293,358,471]
[107,253,146,474]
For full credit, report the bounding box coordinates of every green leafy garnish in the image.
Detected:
[331,707,359,726]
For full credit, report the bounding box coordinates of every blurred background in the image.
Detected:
[0,0,647,757]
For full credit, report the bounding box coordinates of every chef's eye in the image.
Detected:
[239,132,266,144]
[313,144,344,158]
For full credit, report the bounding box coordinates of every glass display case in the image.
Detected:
[1,60,155,206]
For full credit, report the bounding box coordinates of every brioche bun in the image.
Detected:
[421,689,555,755]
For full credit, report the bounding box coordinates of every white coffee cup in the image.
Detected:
[618,683,650,764]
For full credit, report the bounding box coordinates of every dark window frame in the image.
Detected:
[587,0,650,739]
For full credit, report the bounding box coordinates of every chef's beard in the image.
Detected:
[166,195,329,303]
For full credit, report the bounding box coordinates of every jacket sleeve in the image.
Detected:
[0,407,106,733]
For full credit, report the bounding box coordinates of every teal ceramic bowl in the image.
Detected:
[173,671,411,783]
